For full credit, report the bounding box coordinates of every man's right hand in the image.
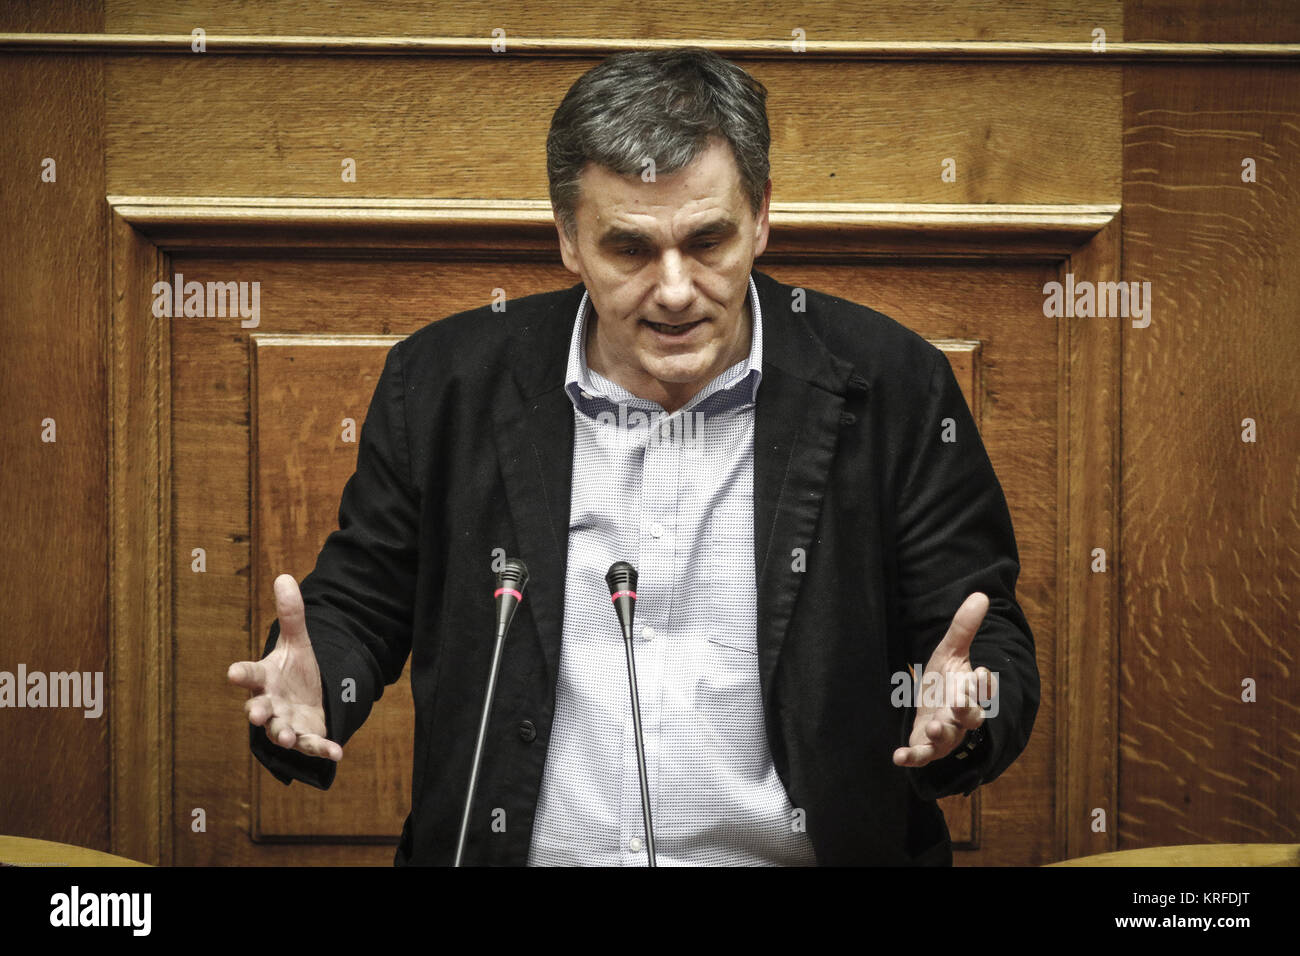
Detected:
[228,573,343,762]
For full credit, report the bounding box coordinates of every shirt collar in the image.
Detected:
[564,272,763,416]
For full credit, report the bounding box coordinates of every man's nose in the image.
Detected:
[653,249,694,313]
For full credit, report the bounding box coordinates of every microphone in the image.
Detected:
[494,560,529,641]
[606,561,657,867]
[454,558,530,867]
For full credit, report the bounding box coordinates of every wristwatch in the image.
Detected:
[952,724,987,761]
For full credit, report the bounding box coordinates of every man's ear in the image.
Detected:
[555,218,582,276]
[752,178,772,259]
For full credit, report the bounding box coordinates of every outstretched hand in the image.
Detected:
[228,573,343,762]
[893,592,997,768]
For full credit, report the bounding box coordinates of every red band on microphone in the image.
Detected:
[610,590,637,601]
[494,587,523,601]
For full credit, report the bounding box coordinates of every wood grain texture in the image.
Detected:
[0,835,150,866]
[102,0,1123,43]
[1058,213,1122,858]
[251,336,410,839]
[11,35,1300,61]
[1127,1,1300,43]
[0,1,99,31]
[107,208,171,866]
[103,56,1120,205]
[1050,842,1300,866]
[1120,64,1300,848]
[0,43,109,852]
[102,196,1119,259]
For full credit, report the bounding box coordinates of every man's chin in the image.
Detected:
[640,357,712,386]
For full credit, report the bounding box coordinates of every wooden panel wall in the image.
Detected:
[1120,63,1299,847]
[103,1,1124,42]
[99,57,1118,204]
[0,4,109,851]
[2,0,1297,863]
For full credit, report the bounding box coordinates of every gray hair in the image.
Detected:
[546,47,771,239]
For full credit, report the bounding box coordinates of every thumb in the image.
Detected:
[273,574,311,649]
[932,592,990,663]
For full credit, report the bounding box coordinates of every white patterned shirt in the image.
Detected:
[526,273,818,866]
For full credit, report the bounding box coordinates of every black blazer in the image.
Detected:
[250,267,1040,866]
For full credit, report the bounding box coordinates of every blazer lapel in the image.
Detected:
[751,269,858,705]
[492,283,584,688]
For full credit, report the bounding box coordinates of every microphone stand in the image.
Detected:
[454,558,529,867]
[607,561,657,867]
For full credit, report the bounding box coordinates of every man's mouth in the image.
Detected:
[642,318,706,337]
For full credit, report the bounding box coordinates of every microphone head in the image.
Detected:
[493,558,529,639]
[605,561,638,642]
[605,561,637,596]
[498,558,529,593]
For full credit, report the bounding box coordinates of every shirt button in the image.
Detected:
[518,720,537,743]
[629,837,643,852]
[649,522,663,538]
[580,390,593,399]
[641,625,655,641]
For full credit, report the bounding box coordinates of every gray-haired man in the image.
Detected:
[231,47,1039,866]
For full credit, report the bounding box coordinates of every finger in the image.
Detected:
[893,742,936,767]
[227,659,267,691]
[244,694,273,726]
[924,717,965,756]
[948,671,985,723]
[273,573,310,649]
[265,714,298,750]
[931,592,990,663]
[295,734,343,762]
[951,699,987,732]
[951,668,997,726]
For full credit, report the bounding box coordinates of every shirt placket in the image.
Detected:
[618,400,674,865]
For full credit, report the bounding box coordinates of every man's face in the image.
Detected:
[556,137,771,411]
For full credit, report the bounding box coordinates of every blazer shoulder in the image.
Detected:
[818,291,938,371]
[393,282,583,377]
[757,270,944,390]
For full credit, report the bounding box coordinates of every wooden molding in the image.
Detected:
[1058,212,1123,859]
[106,195,1119,864]
[107,196,1119,258]
[108,208,172,866]
[6,33,1300,61]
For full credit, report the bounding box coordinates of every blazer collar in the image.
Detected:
[505,269,858,399]
[750,267,859,397]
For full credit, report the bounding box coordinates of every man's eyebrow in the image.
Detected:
[686,218,738,239]
[598,218,739,246]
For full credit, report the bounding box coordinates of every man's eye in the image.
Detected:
[696,241,719,250]
[620,247,643,257]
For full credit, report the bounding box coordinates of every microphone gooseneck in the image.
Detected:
[606,560,657,867]
[454,558,529,867]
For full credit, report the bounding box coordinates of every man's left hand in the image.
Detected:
[893,592,998,768]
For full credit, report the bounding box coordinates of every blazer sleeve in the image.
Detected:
[891,346,1041,801]
[249,341,421,790]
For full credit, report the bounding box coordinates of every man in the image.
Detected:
[229,47,1039,865]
